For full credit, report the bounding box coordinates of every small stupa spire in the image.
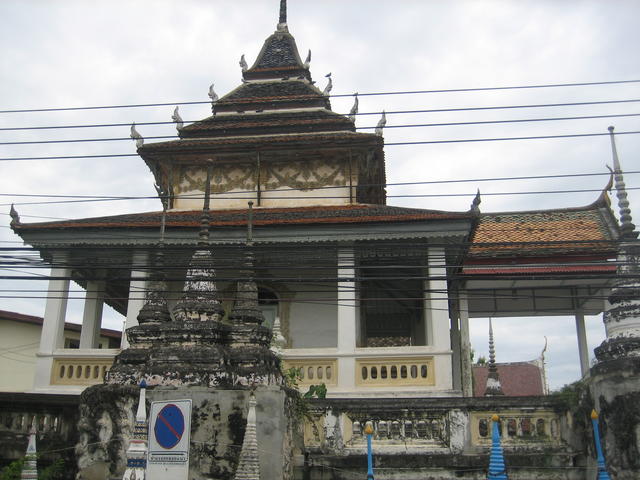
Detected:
[199,162,213,246]
[234,394,260,480]
[608,126,637,239]
[485,318,504,396]
[20,422,38,480]
[122,381,149,480]
[277,0,288,31]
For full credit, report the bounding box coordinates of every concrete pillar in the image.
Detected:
[574,309,590,377]
[459,291,473,397]
[122,252,149,349]
[424,247,452,390]
[451,315,462,391]
[336,248,357,391]
[34,264,71,390]
[79,280,105,349]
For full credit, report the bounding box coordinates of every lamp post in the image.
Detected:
[364,422,374,480]
[591,410,611,480]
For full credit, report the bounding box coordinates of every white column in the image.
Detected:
[34,265,71,390]
[424,247,452,390]
[450,315,461,391]
[121,252,149,349]
[459,291,473,397]
[336,248,357,391]
[79,280,105,349]
[574,309,590,377]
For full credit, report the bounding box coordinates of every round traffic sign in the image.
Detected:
[154,404,185,449]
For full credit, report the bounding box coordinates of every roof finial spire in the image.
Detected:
[608,126,637,239]
[485,318,504,396]
[277,0,288,31]
[198,162,213,246]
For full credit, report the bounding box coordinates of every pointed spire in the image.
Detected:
[487,414,508,480]
[172,162,224,322]
[485,319,504,396]
[20,423,38,480]
[199,162,213,246]
[234,394,260,480]
[229,202,263,326]
[608,126,637,239]
[277,0,287,31]
[122,381,149,480]
[136,207,171,325]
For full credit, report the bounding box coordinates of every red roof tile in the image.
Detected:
[473,362,545,397]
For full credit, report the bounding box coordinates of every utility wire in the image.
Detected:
[3,112,640,146]
[1,129,639,162]
[2,98,640,131]
[1,79,638,113]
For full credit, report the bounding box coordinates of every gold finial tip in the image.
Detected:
[591,409,599,419]
[491,414,500,421]
[364,422,374,435]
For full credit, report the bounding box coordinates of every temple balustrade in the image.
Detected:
[302,397,572,455]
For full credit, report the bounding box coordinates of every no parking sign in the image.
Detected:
[147,399,192,479]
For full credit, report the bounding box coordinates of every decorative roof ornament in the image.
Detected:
[322,73,332,96]
[375,111,387,136]
[470,189,481,215]
[9,204,20,227]
[277,0,288,31]
[348,93,359,123]
[608,126,638,239]
[485,318,504,396]
[303,49,311,69]
[121,381,149,480]
[171,106,183,131]
[199,162,213,246]
[487,414,508,480]
[20,422,38,480]
[233,394,260,480]
[240,54,248,73]
[130,123,144,148]
[208,83,219,113]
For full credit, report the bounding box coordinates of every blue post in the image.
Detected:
[365,422,374,480]
[487,414,507,480]
[591,410,611,480]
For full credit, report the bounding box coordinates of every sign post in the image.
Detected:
[147,399,192,480]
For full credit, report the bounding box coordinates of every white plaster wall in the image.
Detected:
[288,285,338,348]
[0,321,38,392]
[173,188,259,210]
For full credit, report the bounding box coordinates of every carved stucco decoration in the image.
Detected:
[178,164,257,194]
[265,159,347,192]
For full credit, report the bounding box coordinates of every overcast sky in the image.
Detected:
[0,0,639,390]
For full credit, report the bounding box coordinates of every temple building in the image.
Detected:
[4,1,639,479]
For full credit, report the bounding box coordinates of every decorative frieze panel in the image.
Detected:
[177,164,257,194]
[264,159,348,191]
[471,410,562,446]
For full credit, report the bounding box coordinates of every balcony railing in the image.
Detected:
[356,356,435,387]
[48,350,118,387]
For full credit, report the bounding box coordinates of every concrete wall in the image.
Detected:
[288,284,337,348]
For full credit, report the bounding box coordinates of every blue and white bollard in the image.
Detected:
[591,410,611,480]
[365,421,374,480]
[487,414,507,480]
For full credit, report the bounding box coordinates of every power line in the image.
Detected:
[1,130,639,163]
[1,79,638,114]
[2,98,639,131]
[3,112,640,146]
